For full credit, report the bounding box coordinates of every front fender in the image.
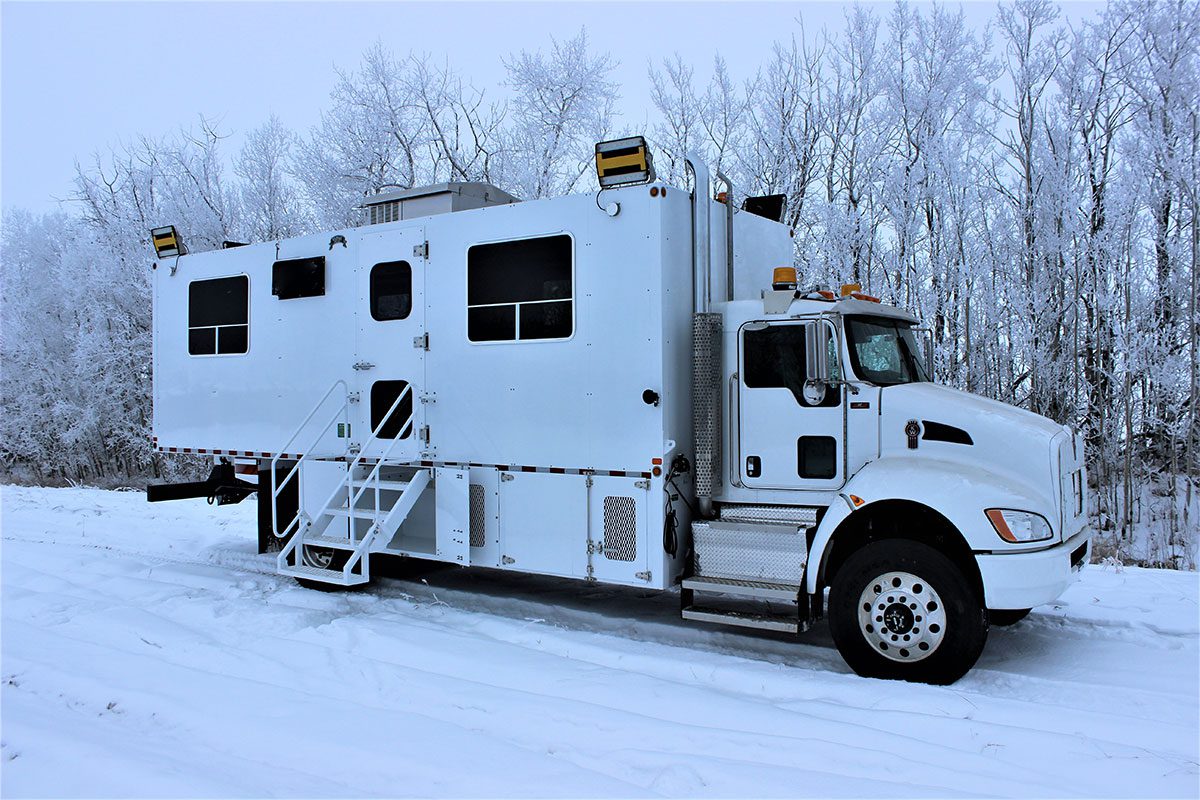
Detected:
[805,456,1057,594]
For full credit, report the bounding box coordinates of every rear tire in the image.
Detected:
[829,539,988,685]
[988,608,1032,626]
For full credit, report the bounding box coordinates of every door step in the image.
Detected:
[682,576,801,601]
[348,479,410,492]
[681,606,800,633]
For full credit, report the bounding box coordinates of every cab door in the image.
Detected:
[737,319,844,491]
[354,226,426,461]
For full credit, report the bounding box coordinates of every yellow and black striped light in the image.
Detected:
[150,225,186,258]
[595,136,655,188]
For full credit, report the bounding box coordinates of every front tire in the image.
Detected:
[829,540,988,685]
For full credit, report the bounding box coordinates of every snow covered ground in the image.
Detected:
[2,485,1197,798]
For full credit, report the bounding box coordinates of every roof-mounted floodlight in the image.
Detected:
[595,136,655,188]
[151,225,187,258]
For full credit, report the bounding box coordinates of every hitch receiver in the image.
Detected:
[147,462,256,505]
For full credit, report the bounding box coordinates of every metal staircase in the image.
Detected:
[271,381,427,587]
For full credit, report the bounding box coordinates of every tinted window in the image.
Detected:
[743,324,838,407]
[370,261,412,321]
[798,436,837,479]
[467,234,572,342]
[272,257,325,300]
[188,276,248,355]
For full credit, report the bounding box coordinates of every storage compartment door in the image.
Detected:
[587,475,650,585]
[434,466,470,565]
[498,472,586,578]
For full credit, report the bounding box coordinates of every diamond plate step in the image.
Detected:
[300,533,367,550]
[348,479,410,492]
[681,605,800,633]
[682,576,801,601]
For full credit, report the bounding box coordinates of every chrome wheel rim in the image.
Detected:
[857,571,947,662]
[303,546,335,569]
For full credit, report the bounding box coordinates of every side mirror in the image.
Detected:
[804,321,831,384]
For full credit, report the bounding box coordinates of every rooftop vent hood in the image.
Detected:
[359,182,519,225]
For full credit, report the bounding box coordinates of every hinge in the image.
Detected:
[635,570,652,582]
[348,442,361,454]
[419,392,437,404]
[634,479,650,489]
[585,564,596,582]
[419,425,430,445]
[352,361,375,371]
[347,392,360,404]
[413,333,429,350]
[413,241,429,259]
[587,540,602,555]
[500,473,515,482]
[585,475,594,487]
[502,555,515,565]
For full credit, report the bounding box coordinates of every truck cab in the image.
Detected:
[683,274,1090,683]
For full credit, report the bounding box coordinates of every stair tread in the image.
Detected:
[682,605,800,633]
[683,576,801,599]
[323,508,385,518]
[348,479,410,491]
[301,533,368,550]
[281,563,369,585]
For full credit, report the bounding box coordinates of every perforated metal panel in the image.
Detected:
[603,496,637,561]
[692,313,723,498]
[469,484,486,547]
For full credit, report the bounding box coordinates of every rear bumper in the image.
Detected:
[976,528,1091,610]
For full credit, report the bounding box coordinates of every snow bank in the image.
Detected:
[2,486,1197,798]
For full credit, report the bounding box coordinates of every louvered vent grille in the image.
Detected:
[369,201,401,225]
[469,484,486,547]
[602,496,637,561]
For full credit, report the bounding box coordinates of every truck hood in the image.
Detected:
[878,383,1071,534]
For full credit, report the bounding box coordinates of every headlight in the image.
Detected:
[985,509,1053,543]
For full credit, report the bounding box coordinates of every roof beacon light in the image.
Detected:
[151,225,186,259]
[772,267,798,290]
[840,283,861,297]
[595,136,655,189]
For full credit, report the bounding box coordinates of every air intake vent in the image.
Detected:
[359,182,518,226]
[469,484,486,548]
[602,496,637,561]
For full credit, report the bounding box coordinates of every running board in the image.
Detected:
[681,606,800,633]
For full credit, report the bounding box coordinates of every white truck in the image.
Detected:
[147,138,1091,684]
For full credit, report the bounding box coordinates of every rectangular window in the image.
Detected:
[467,234,572,342]
[189,276,248,356]
[743,324,838,407]
[272,256,325,300]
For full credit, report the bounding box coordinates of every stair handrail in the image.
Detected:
[313,383,415,541]
[270,379,350,539]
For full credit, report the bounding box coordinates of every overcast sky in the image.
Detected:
[2,1,1101,215]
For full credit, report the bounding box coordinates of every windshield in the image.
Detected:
[844,316,930,386]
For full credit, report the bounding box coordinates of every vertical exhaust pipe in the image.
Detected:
[688,157,721,518]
